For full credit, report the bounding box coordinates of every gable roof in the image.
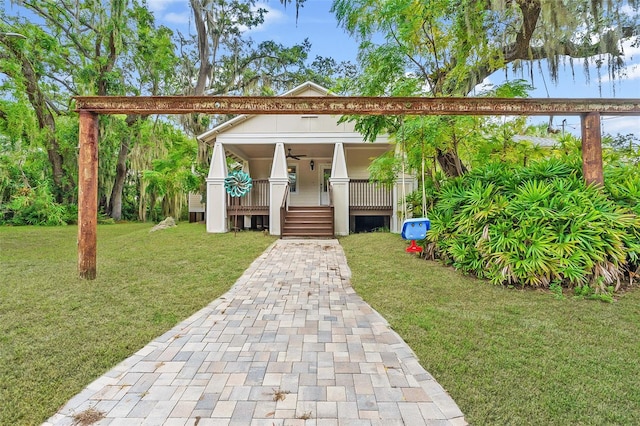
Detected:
[197,81,333,143]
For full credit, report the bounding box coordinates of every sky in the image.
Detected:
[147,0,357,61]
[148,0,639,136]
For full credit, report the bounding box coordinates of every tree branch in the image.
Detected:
[20,0,92,58]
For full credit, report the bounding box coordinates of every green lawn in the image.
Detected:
[1,226,639,425]
[341,232,640,426]
[0,223,276,425]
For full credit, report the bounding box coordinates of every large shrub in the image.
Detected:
[1,185,67,226]
[421,159,640,291]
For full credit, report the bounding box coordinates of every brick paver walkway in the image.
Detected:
[45,239,465,425]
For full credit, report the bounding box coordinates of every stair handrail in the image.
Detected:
[328,181,333,206]
[329,182,335,236]
[279,183,290,238]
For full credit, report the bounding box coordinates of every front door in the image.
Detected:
[320,165,331,205]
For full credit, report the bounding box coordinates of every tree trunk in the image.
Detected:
[108,114,140,220]
[10,42,66,202]
[138,177,148,222]
[44,130,66,202]
[190,0,212,96]
[108,140,129,220]
[189,0,215,170]
[436,148,467,177]
[431,118,468,178]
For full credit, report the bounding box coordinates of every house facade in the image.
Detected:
[195,82,415,236]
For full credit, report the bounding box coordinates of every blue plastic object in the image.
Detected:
[401,218,431,241]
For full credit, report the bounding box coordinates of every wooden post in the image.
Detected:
[580,112,604,187]
[78,111,99,280]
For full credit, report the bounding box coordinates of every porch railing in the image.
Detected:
[226,179,269,213]
[224,178,392,216]
[349,179,393,211]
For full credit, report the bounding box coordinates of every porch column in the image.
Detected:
[269,142,288,236]
[206,142,228,233]
[242,160,252,229]
[330,142,349,236]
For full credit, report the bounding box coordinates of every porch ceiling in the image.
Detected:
[225,143,334,160]
[225,142,390,160]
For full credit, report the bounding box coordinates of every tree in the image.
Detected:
[142,124,200,221]
[180,1,319,147]
[1,0,355,223]
[331,0,639,176]
[0,26,68,201]
[106,5,180,220]
[180,0,356,204]
[2,0,180,219]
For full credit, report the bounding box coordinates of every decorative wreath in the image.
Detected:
[224,170,253,197]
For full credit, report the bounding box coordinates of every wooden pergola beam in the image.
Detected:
[74,95,640,279]
[75,96,640,116]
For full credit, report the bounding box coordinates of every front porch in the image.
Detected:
[211,140,403,236]
[224,177,395,235]
[196,82,404,236]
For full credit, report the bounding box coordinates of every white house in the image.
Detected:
[195,81,415,236]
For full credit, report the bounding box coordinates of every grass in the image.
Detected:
[2,225,639,425]
[0,223,276,425]
[340,232,640,426]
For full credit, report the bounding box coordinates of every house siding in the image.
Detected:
[188,192,205,212]
[248,159,271,179]
[198,82,398,235]
[288,160,320,206]
[218,114,357,136]
[345,147,388,178]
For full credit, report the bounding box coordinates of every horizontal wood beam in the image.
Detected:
[75,96,640,116]
[75,94,636,279]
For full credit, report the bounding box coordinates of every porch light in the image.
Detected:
[310,160,315,171]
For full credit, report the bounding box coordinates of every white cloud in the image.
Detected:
[598,64,640,84]
[470,76,495,96]
[149,1,288,38]
[596,39,640,83]
[619,65,640,81]
[147,0,185,13]
[620,38,640,60]
[242,2,287,34]
[601,116,640,135]
[164,11,190,25]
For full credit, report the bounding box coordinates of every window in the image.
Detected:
[287,165,297,193]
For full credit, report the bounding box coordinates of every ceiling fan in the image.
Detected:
[286,148,307,160]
